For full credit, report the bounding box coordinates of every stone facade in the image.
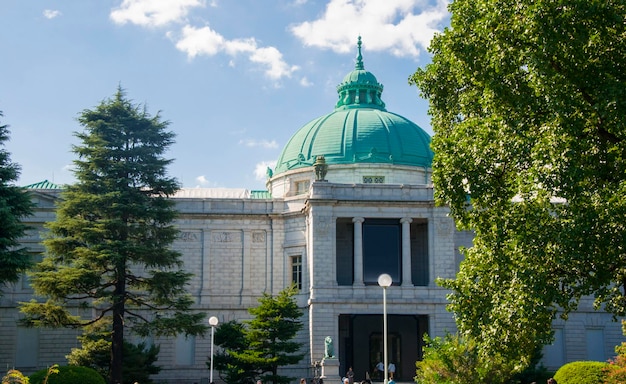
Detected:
[0,176,624,384]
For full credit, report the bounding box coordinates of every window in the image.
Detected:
[294,180,310,195]
[410,221,429,286]
[542,328,565,369]
[336,218,355,286]
[16,327,39,367]
[362,219,401,284]
[586,328,605,361]
[363,176,385,184]
[291,255,302,290]
[336,218,428,286]
[175,335,195,366]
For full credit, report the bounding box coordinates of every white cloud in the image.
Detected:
[249,46,299,80]
[175,25,225,56]
[289,0,450,57]
[195,175,210,185]
[174,25,298,80]
[300,77,314,87]
[192,175,224,188]
[254,161,277,181]
[110,0,298,81]
[110,0,205,27]
[43,9,62,19]
[238,139,279,149]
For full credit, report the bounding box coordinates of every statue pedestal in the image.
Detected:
[321,358,340,384]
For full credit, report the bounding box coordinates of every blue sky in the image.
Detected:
[0,0,450,190]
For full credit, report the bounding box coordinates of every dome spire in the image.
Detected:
[334,37,386,111]
[355,36,364,70]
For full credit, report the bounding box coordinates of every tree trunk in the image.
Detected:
[110,268,125,384]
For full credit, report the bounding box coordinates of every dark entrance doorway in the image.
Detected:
[338,314,428,382]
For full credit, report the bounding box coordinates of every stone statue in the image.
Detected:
[314,155,328,181]
[324,336,335,358]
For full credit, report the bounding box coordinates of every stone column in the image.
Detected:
[352,217,365,286]
[400,217,413,286]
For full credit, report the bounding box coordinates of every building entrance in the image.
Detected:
[338,314,428,383]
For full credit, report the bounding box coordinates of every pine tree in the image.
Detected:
[215,285,304,384]
[0,111,34,292]
[20,88,206,384]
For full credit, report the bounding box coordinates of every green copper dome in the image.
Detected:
[273,37,433,175]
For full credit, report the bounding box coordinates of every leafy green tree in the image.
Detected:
[20,88,207,384]
[214,285,304,384]
[410,0,626,372]
[415,333,512,384]
[0,111,34,293]
[67,320,161,384]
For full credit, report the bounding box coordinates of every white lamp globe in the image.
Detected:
[378,273,392,287]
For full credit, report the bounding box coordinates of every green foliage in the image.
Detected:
[603,320,626,384]
[213,320,257,384]
[415,333,514,384]
[19,87,207,384]
[410,0,626,371]
[0,111,34,293]
[67,319,161,384]
[213,285,305,384]
[553,361,609,384]
[29,366,104,384]
[2,369,30,384]
[510,348,553,384]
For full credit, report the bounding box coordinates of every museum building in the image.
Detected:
[0,38,624,383]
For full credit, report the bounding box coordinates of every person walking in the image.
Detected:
[388,362,395,379]
[375,362,384,381]
[346,367,355,384]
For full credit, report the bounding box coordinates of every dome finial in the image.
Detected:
[355,36,364,70]
[334,35,386,111]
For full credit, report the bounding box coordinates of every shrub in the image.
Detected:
[415,333,514,384]
[2,369,29,384]
[66,319,161,384]
[553,361,609,384]
[29,366,105,384]
[604,320,626,384]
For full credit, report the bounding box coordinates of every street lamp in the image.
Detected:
[378,274,392,384]
[209,316,219,384]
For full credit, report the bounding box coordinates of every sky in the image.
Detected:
[0,0,450,191]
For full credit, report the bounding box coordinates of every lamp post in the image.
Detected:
[209,316,219,384]
[378,274,392,384]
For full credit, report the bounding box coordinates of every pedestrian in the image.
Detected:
[346,367,354,384]
[388,362,395,379]
[375,362,384,380]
